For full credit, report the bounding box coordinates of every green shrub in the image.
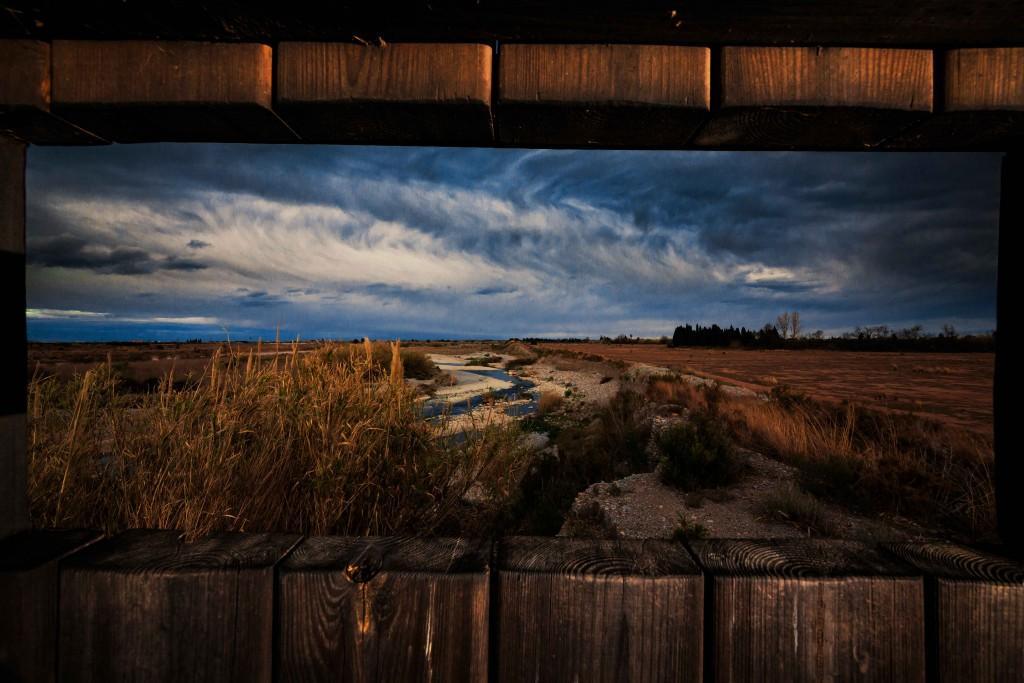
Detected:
[658,414,740,490]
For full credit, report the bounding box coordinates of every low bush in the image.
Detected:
[538,391,564,415]
[658,414,741,491]
[756,485,839,536]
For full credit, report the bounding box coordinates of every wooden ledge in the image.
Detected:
[276,42,493,144]
[278,536,489,682]
[695,47,933,150]
[0,40,103,144]
[0,529,102,683]
[59,529,300,682]
[497,44,710,148]
[51,41,296,143]
[692,539,925,682]
[893,48,1024,150]
[495,537,703,683]
[885,543,1023,682]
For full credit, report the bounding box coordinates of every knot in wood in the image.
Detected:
[344,544,383,583]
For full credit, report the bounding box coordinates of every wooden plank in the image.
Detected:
[59,529,300,682]
[1,136,26,538]
[893,48,1024,150]
[693,539,925,682]
[885,543,1023,682]
[51,40,297,143]
[0,40,104,144]
[278,536,489,682]
[695,47,933,150]
[0,529,102,682]
[997,154,1022,548]
[497,44,710,148]
[276,42,492,145]
[495,536,703,683]
[3,3,1024,47]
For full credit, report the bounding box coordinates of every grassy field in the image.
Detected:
[26,339,997,540]
[27,340,528,538]
[540,343,994,435]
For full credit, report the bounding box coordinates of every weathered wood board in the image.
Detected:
[0,40,103,144]
[0,529,102,682]
[693,539,926,682]
[886,542,1023,682]
[1,136,26,538]
[495,536,703,683]
[58,529,300,682]
[695,47,933,150]
[497,44,710,148]
[894,48,1024,150]
[50,41,296,143]
[276,42,493,145]
[278,536,490,682]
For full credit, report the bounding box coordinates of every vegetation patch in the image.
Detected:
[658,414,741,491]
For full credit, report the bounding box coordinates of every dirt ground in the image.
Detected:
[540,343,994,435]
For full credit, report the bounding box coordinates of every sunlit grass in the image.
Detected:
[28,340,527,538]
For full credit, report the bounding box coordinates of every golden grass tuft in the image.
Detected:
[28,342,527,538]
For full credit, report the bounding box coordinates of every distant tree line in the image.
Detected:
[668,314,994,352]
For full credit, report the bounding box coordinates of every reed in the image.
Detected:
[28,341,526,537]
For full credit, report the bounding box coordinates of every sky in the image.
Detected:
[26,144,1001,342]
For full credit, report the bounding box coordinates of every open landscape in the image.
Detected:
[27,338,996,544]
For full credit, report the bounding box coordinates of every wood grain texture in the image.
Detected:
[276,42,492,144]
[892,49,1024,149]
[696,47,933,150]
[0,40,102,144]
[497,44,710,147]
[0,135,24,254]
[947,48,1024,111]
[495,537,703,683]
[51,40,296,142]
[885,543,1023,682]
[58,529,300,683]
[278,536,490,682]
[693,540,925,682]
[0,529,101,683]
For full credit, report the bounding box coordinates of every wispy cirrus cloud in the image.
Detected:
[25,144,1000,341]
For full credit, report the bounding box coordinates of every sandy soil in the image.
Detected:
[541,343,993,434]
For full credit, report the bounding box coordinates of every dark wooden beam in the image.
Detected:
[494,536,703,682]
[884,542,1023,682]
[692,539,925,682]
[58,529,300,682]
[497,44,709,148]
[0,40,104,144]
[0,529,102,682]
[277,536,490,682]
[0,135,27,539]
[276,43,493,145]
[50,40,297,143]
[894,48,1024,150]
[997,153,1021,548]
[695,46,933,150]
[3,2,1024,47]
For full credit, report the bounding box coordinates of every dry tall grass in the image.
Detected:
[28,340,527,537]
[648,378,996,536]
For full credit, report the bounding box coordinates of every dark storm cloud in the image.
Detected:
[29,234,207,275]
[25,144,1000,340]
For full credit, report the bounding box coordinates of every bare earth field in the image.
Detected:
[539,343,994,435]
